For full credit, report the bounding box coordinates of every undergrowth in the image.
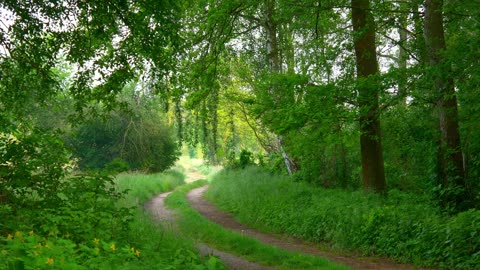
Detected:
[205,167,480,270]
[0,170,218,269]
[165,181,351,270]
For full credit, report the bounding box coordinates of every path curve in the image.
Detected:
[145,190,274,270]
[187,185,432,270]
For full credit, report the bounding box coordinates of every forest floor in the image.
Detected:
[146,168,432,270]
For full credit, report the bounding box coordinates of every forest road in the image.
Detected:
[187,185,433,270]
[145,188,274,270]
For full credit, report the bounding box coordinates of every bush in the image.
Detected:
[206,167,480,269]
[0,126,139,269]
[225,149,255,169]
[105,158,130,174]
[71,111,179,173]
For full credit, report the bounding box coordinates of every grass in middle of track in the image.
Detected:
[113,171,225,270]
[165,180,352,270]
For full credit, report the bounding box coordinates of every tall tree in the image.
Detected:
[351,0,386,193]
[264,0,298,174]
[423,0,465,198]
[397,2,408,105]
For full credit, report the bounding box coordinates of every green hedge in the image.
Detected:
[206,167,480,269]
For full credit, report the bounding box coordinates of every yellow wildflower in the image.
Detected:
[29,230,34,236]
[37,243,43,248]
[135,249,140,257]
[46,258,54,265]
[130,247,135,252]
[14,231,22,237]
[6,234,12,239]
[33,251,39,257]
[93,238,100,244]
[110,243,116,251]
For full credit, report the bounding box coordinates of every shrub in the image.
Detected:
[71,111,179,173]
[225,149,255,169]
[0,126,138,269]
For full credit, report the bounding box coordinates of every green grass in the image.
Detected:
[115,169,185,205]
[205,166,480,270]
[114,170,224,269]
[165,181,351,270]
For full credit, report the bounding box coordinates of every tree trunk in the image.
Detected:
[397,6,408,105]
[351,0,386,193]
[265,0,280,73]
[265,0,298,174]
[424,0,465,188]
[413,0,427,64]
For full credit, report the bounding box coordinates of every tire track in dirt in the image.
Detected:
[145,190,274,270]
[187,185,432,270]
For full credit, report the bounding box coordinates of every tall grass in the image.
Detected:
[165,181,351,270]
[206,167,480,270]
[115,169,185,205]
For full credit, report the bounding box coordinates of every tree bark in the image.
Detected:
[424,0,465,187]
[265,0,280,73]
[265,0,298,174]
[351,0,386,193]
[397,6,408,105]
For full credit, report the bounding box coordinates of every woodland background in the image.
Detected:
[1,0,479,269]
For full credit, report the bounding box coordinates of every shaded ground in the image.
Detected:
[187,185,432,270]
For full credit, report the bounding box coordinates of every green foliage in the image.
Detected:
[226,149,256,169]
[1,0,184,114]
[0,1,220,269]
[206,168,480,269]
[0,231,140,270]
[105,158,131,174]
[71,109,180,173]
[0,125,140,269]
[381,106,437,192]
[0,127,68,209]
[239,150,254,168]
[0,168,222,270]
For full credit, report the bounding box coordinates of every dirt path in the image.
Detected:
[145,190,274,270]
[187,186,431,270]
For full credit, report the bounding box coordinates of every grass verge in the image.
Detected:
[165,180,351,270]
[205,167,480,270]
